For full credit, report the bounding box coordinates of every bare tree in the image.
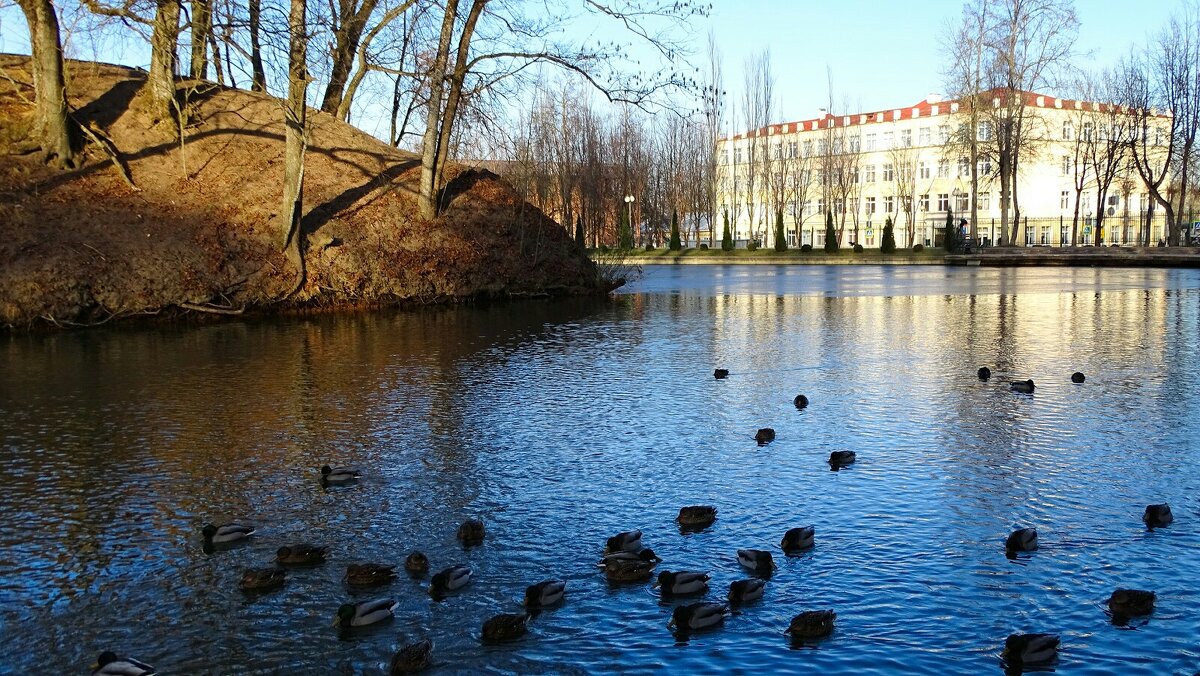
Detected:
[280,0,308,288]
[740,48,773,244]
[15,0,78,168]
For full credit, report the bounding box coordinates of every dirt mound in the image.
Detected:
[0,55,600,327]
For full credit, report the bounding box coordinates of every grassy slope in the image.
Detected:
[0,55,597,327]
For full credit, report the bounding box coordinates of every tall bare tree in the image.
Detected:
[16,0,78,168]
[280,0,308,288]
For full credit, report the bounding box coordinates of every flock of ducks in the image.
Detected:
[91,365,1177,675]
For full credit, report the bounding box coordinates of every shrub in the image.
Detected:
[574,216,585,249]
[823,211,839,253]
[644,242,654,251]
[943,207,959,253]
[881,217,897,254]
[853,243,864,253]
[598,244,610,253]
[699,242,709,250]
[801,243,813,253]
[669,209,682,251]
[913,243,925,252]
[721,210,734,251]
[774,209,788,252]
[618,211,634,250]
[746,240,758,252]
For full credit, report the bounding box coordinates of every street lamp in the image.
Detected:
[624,194,635,245]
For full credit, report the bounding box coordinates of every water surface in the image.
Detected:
[2,266,1199,674]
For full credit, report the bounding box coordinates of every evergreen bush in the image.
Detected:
[801,243,813,253]
[943,208,959,253]
[618,211,634,250]
[881,217,897,254]
[824,211,839,253]
[699,242,709,250]
[774,209,788,252]
[574,216,585,249]
[913,243,925,252]
[854,243,864,253]
[721,210,734,251]
[669,209,682,251]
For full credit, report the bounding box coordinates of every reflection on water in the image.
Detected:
[1,268,1199,675]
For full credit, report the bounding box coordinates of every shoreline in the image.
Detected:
[605,247,1200,268]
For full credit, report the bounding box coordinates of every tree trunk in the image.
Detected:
[431,0,487,209]
[1094,190,1104,247]
[208,30,223,85]
[190,0,210,79]
[248,0,266,92]
[320,0,379,114]
[148,0,180,121]
[1071,193,1080,246]
[280,0,308,290]
[417,0,460,220]
[17,0,77,168]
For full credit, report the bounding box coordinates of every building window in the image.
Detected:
[788,141,798,158]
[804,200,814,216]
[884,195,895,213]
[978,121,993,142]
[883,163,895,182]
[937,193,949,211]
[864,164,876,182]
[1155,127,1164,146]
[978,159,992,176]
[735,148,743,164]
[956,193,969,212]
[958,158,970,178]
[1061,156,1071,176]
[865,133,876,151]
[1082,122,1093,142]
[817,198,825,214]
[866,196,876,214]
[849,135,861,153]
[901,129,913,147]
[851,167,860,183]
[919,161,930,180]
[978,193,990,210]
[919,127,931,145]
[1061,190,1069,209]
[803,140,813,156]
[920,194,930,211]
[883,131,894,149]
[937,160,950,179]
[818,139,828,155]
[773,143,783,159]
[1062,120,1073,141]
[938,125,950,144]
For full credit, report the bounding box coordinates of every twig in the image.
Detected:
[71,116,140,191]
[180,302,245,315]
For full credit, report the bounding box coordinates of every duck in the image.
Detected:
[91,651,155,676]
[978,366,991,380]
[794,394,809,409]
[781,526,815,553]
[346,563,398,587]
[320,465,360,484]
[390,639,433,674]
[654,571,710,595]
[276,544,328,566]
[669,602,729,631]
[239,567,286,592]
[829,451,856,467]
[334,598,398,627]
[525,579,566,607]
[1107,589,1155,617]
[1005,528,1038,553]
[482,612,528,642]
[201,522,255,545]
[728,578,766,603]
[677,506,717,528]
[1071,371,1086,383]
[599,548,662,567]
[755,428,776,444]
[404,551,430,574]
[714,368,729,379]
[605,529,643,553]
[1143,503,1173,528]
[429,565,472,595]
[1010,379,1035,394]
[457,518,485,546]
[1001,633,1059,668]
[737,549,776,574]
[786,610,836,639]
[602,557,656,583]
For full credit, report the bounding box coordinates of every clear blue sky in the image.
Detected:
[705,0,1181,126]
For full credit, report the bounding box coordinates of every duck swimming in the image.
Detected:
[669,602,729,631]
[1071,371,1086,383]
[786,610,836,639]
[781,526,815,553]
[714,369,729,379]
[1143,503,1173,528]
[1001,633,1059,668]
[978,366,991,380]
[728,578,766,603]
[794,394,809,409]
[601,557,656,583]
[429,565,472,595]
[1107,589,1155,617]
[755,428,776,444]
[1006,528,1038,553]
[829,451,856,467]
[202,522,255,545]
[239,568,286,593]
[404,551,429,574]
[482,613,528,642]
[605,529,643,553]
[1010,379,1035,394]
[525,579,566,607]
[599,548,661,567]
[276,544,328,566]
[654,571,710,595]
[390,639,433,674]
[334,598,398,628]
[677,506,717,528]
[91,651,155,676]
[320,465,359,484]
[346,563,398,587]
[457,519,485,546]
[737,549,775,574]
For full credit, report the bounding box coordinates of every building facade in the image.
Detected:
[717,93,1170,248]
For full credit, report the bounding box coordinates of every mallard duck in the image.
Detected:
[276,544,328,566]
[737,549,775,573]
[755,428,776,444]
[602,557,656,582]
[714,368,729,379]
[728,578,766,603]
[320,465,360,484]
[405,551,430,574]
[604,529,643,553]
[1143,503,1173,528]
[654,571,710,595]
[978,366,991,380]
[346,563,398,586]
[786,610,836,639]
[239,567,286,592]
[456,518,485,546]
[669,602,728,631]
[390,639,433,674]
[482,612,528,641]
[429,565,472,594]
[525,579,566,607]
[1010,379,1035,394]
[91,651,155,676]
[202,522,255,545]
[677,506,717,528]
[599,548,661,567]
[334,598,398,627]
[1006,528,1038,553]
[1001,633,1059,668]
[1107,589,1155,617]
[829,451,856,467]
[1071,371,1086,383]
[781,526,815,553]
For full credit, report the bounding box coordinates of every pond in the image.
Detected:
[1,265,1198,674]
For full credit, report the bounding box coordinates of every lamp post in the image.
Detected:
[624,194,635,246]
